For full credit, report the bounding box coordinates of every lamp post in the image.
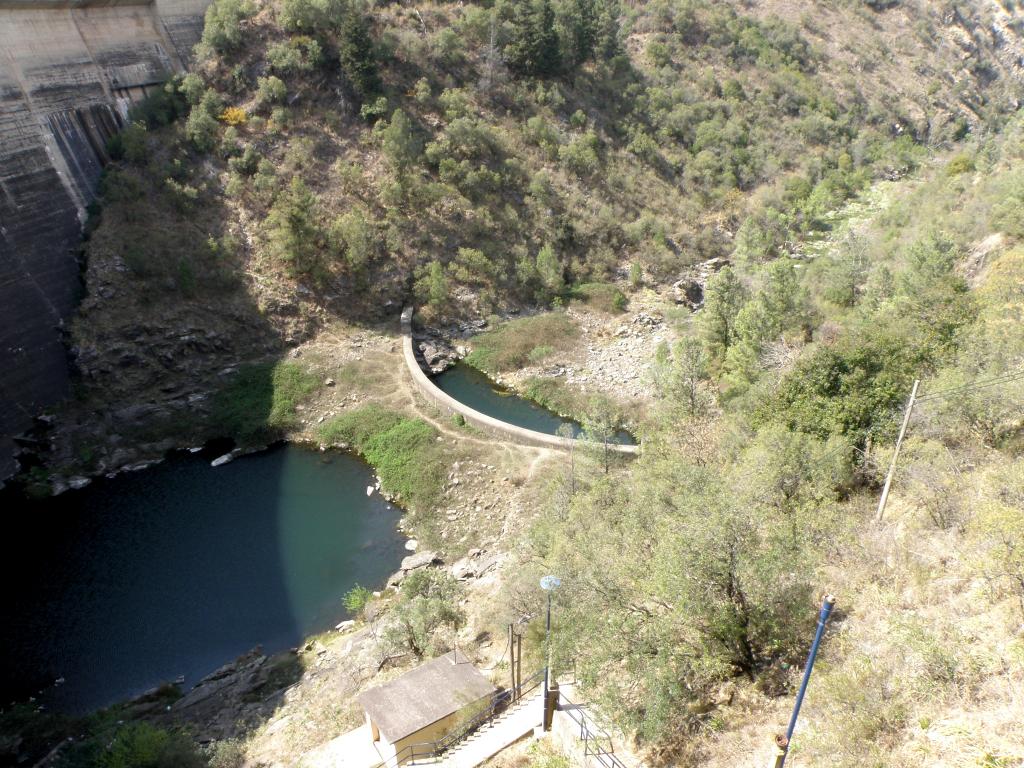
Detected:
[540,575,561,730]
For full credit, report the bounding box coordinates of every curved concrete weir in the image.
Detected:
[401,308,639,456]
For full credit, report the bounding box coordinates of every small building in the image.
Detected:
[358,650,498,764]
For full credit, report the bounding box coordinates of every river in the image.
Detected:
[0,445,406,714]
[432,363,636,445]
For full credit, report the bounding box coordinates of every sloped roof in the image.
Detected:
[357,650,497,743]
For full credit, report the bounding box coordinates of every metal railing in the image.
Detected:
[368,668,545,768]
[557,690,631,768]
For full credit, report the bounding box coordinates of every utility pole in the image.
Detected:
[875,379,920,522]
[509,624,516,698]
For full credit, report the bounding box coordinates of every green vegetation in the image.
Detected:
[64,0,1024,762]
[212,361,320,443]
[514,117,1024,761]
[318,405,445,510]
[465,313,578,373]
[379,570,465,659]
[343,584,373,614]
[568,282,627,313]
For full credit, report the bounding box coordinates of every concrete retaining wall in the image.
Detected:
[401,308,639,456]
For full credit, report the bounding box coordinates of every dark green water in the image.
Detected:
[0,445,405,713]
[433,363,636,445]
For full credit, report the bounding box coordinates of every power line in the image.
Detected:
[916,368,1024,402]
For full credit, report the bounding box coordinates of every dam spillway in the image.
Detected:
[0,0,211,481]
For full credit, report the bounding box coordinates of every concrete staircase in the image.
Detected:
[405,692,544,768]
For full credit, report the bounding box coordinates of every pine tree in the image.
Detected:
[700,266,748,366]
[561,0,597,66]
[338,11,380,101]
[505,0,562,78]
[381,109,423,172]
[593,0,621,61]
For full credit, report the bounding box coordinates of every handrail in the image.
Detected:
[367,668,545,768]
[557,690,632,768]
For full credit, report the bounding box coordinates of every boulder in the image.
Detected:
[388,550,443,587]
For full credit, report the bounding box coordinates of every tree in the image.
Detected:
[669,337,710,415]
[559,0,598,65]
[505,0,562,77]
[380,570,465,660]
[416,260,450,312]
[582,396,624,474]
[266,176,322,275]
[381,109,423,172]
[535,244,564,301]
[593,0,622,61]
[699,266,748,367]
[338,10,381,101]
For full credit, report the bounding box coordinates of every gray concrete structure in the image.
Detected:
[0,0,210,480]
[401,308,640,456]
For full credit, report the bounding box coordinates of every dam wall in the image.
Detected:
[0,0,210,481]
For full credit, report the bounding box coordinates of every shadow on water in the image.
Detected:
[0,443,405,717]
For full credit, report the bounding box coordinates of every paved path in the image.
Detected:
[299,724,385,768]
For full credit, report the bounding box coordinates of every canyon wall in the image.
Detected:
[0,0,210,481]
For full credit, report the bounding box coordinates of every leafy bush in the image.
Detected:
[344,584,373,614]
[200,0,255,55]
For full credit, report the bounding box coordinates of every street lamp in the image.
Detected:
[540,575,561,730]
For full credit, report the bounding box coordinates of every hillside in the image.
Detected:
[28,0,1023,481]
[7,1,1024,766]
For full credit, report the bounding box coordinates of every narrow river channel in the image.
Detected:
[0,445,405,713]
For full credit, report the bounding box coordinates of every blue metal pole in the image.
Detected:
[779,594,835,767]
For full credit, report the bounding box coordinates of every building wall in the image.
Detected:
[368,695,491,764]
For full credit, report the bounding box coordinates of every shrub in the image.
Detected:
[185,108,219,152]
[218,106,247,125]
[559,130,601,177]
[267,36,324,74]
[946,153,975,176]
[200,0,255,55]
[255,76,287,109]
[279,0,347,33]
[570,282,628,313]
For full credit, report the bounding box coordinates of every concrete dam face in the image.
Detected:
[0,0,211,481]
